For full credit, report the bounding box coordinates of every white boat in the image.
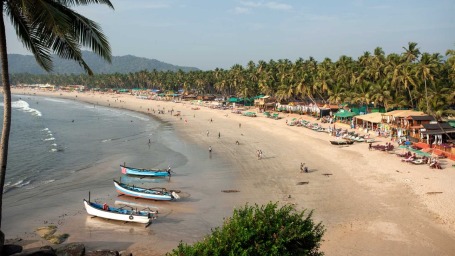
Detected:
[83,199,156,225]
[114,180,180,201]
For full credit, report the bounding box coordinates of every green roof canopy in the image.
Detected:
[334,110,357,118]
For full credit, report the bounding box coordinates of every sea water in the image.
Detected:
[0,93,237,249]
[0,94,165,195]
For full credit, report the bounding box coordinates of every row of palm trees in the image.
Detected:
[12,43,455,117]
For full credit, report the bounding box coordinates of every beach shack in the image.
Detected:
[254,95,276,111]
[380,110,426,140]
[353,112,383,131]
[319,104,339,117]
[419,122,455,159]
[406,115,436,141]
[334,109,357,125]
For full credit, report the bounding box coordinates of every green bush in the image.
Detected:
[167,202,325,256]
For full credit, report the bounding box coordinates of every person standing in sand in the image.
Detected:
[207,130,209,137]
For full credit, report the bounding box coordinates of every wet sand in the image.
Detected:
[9,88,455,255]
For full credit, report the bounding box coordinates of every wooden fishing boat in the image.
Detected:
[114,180,180,201]
[330,140,354,145]
[83,199,157,225]
[121,164,171,177]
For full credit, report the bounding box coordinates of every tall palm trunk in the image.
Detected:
[424,79,430,114]
[0,5,12,235]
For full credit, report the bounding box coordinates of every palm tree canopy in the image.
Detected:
[4,0,114,75]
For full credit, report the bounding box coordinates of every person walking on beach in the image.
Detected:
[206,130,209,137]
[218,132,221,138]
[209,146,212,153]
[300,162,304,172]
[239,123,241,128]
[210,118,213,123]
[368,142,372,151]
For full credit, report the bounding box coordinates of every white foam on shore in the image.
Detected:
[43,179,55,184]
[6,179,31,190]
[44,98,67,103]
[8,100,42,117]
[44,137,55,141]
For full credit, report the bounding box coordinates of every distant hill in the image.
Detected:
[7,51,199,74]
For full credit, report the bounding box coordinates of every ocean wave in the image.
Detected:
[101,139,112,142]
[44,98,67,103]
[44,137,55,141]
[42,128,49,131]
[50,147,64,152]
[125,113,149,121]
[51,143,57,146]
[9,100,42,117]
[12,179,31,188]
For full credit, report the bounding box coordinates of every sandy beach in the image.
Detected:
[7,88,455,255]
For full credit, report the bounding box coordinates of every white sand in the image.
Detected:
[9,88,455,255]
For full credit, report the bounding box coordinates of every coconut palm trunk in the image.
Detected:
[0,4,11,233]
[0,1,114,251]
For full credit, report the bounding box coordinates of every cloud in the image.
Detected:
[237,1,293,11]
[264,2,292,11]
[233,7,251,14]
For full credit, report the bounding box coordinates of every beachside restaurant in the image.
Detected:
[406,115,436,141]
[418,123,455,160]
[334,109,357,124]
[353,112,383,131]
[380,110,426,140]
[254,95,276,111]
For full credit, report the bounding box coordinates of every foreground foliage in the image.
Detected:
[168,202,325,256]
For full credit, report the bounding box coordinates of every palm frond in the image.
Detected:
[55,0,114,9]
[5,1,53,72]
[9,0,113,75]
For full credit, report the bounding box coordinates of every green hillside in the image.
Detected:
[7,51,199,74]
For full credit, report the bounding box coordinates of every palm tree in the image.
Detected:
[402,42,421,63]
[0,0,113,248]
[416,52,441,114]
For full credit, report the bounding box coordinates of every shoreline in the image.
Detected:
[8,88,455,255]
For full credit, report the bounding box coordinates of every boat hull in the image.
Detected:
[83,199,151,224]
[114,180,174,201]
[121,165,170,177]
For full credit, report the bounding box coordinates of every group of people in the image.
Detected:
[300,162,309,173]
[256,149,263,160]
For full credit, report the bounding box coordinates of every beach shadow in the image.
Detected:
[261,156,276,160]
[308,168,318,173]
[155,216,184,224]
[177,197,200,203]
[82,241,135,252]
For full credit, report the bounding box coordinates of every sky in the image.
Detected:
[5,0,455,70]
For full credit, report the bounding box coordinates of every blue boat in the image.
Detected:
[121,164,171,177]
[114,180,180,201]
